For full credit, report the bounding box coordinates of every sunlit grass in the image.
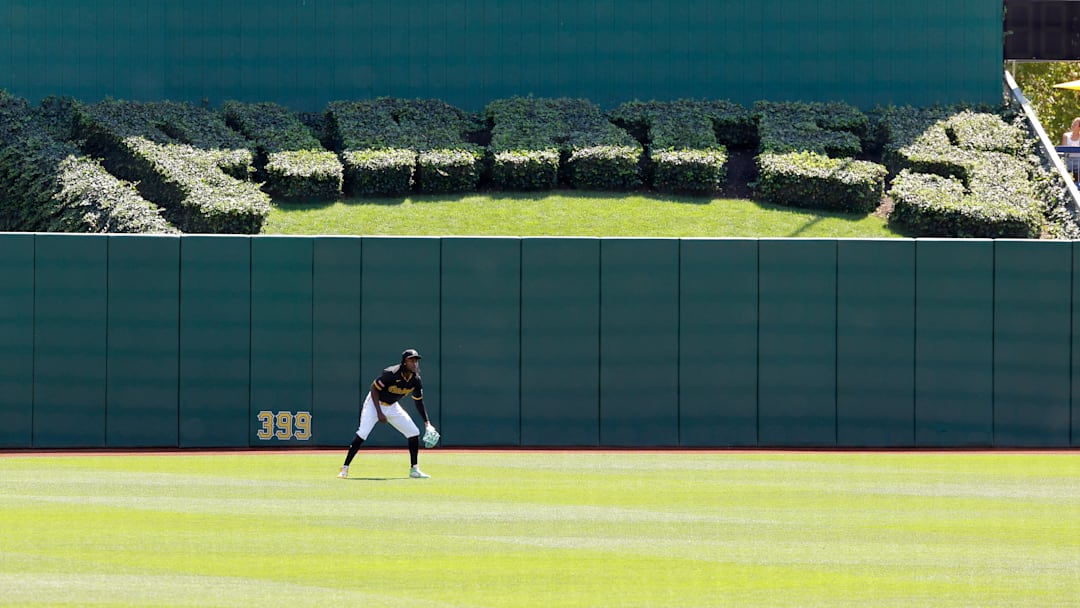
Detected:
[264,191,903,238]
[1,451,1075,607]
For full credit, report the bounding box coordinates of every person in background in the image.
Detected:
[1063,117,1080,181]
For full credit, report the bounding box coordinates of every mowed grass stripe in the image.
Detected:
[1,451,1077,607]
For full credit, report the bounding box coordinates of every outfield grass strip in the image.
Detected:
[1,451,1076,607]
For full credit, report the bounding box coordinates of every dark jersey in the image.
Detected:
[373,364,424,405]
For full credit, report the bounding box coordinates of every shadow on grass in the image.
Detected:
[345,476,411,482]
[742,198,906,238]
[788,216,827,237]
[622,190,715,206]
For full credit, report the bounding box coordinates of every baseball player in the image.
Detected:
[338,349,438,479]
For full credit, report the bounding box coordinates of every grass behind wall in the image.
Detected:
[264,191,903,238]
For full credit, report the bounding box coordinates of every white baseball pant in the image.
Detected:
[355,393,420,440]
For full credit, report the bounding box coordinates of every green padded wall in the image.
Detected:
[520,238,600,446]
[758,239,837,447]
[600,239,679,446]
[33,234,108,448]
[6,233,1080,450]
[251,237,313,447]
[179,236,250,448]
[915,239,994,446]
[2,1,1003,111]
[359,237,441,448]
[679,239,758,447]
[836,240,915,447]
[441,238,521,446]
[0,233,34,448]
[312,237,362,447]
[993,241,1072,447]
[106,235,180,447]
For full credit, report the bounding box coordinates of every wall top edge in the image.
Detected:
[6,234,1079,244]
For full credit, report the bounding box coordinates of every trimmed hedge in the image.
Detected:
[486,97,642,191]
[34,96,80,142]
[326,98,482,195]
[881,111,1041,237]
[121,139,271,234]
[609,99,754,148]
[326,100,398,151]
[643,106,730,192]
[223,100,343,200]
[756,151,887,213]
[893,121,976,182]
[0,91,175,233]
[74,100,269,233]
[886,111,1044,238]
[328,98,481,151]
[47,155,177,233]
[340,148,415,196]
[264,149,345,200]
[491,149,559,191]
[891,112,1033,179]
[752,101,885,212]
[69,99,246,144]
[567,146,642,191]
[651,148,728,194]
[0,91,1062,238]
[946,110,1029,154]
[755,101,868,158]
[701,100,758,148]
[79,99,256,178]
[889,169,1042,238]
[416,149,483,194]
[870,105,952,169]
[608,100,737,193]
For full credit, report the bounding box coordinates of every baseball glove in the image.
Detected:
[422,425,441,448]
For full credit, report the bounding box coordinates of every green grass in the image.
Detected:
[2,451,1077,607]
[263,191,903,238]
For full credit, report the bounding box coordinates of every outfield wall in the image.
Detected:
[0,0,1002,110]
[1,233,1077,449]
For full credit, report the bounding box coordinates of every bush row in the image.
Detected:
[607,100,738,193]
[869,105,951,169]
[0,91,175,233]
[1,92,1059,238]
[756,101,869,158]
[889,169,1042,238]
[74,100,270,233]
[754,101,887,212]
[756,152,887,213]
[887,111,1042,238]
[609,99,755,148]
[326,98,482,195]
[223,101,343,200]
[129,139,273,234]
[77,99,255,178]
[486,97,642,191]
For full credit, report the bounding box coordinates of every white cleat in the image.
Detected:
[337,466,349,479]
[409,466,430,479]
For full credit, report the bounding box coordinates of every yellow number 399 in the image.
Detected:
[257,411,312,441]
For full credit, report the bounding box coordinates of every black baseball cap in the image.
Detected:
[401,348,422,360]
